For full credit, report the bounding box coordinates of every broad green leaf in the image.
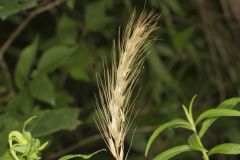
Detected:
[57,15,78,45]
[208,143,240,156]
[55,91,74,108]
[37,46,75,73]
[59,149,106,160]
[6,90,33,114]
[0,0,39,20]
[85,1,110,31]
[65,42,90,81]
[199,98,240,138]
[29,108,81,137]
[14,38,38,90]
[153,145,192,160]
[145,119,191,156]
[187,134,205,152]
[29,74,55,105]
[196,108,240,125]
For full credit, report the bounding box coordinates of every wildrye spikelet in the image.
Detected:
[96,11,158,160]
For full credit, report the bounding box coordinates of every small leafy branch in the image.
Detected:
[1,117,105,160]
[7,116,48,160]
[145,96,240,160]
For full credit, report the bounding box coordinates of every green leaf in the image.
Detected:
[37,46,75,73]
[55,91,74,108]
[59,149,106,160]
[0,0,39,20]
[188,95,197,120]
[65,42,90,81]
[196,108,240,125]
[199,97,240,138]
[187,134,206,152]
[199,119,215,139]
[6,90,33,114]
[145,119,191,156]
[29,74,55,105]
[29,108,81,137]
[14,38,38,90]
[153,145,192,160]
[218,97,240,108]
[208,143,240,156]
[85,1,110,31]
[57,15,78,45]
[182,105,193,127]
[23,116,37,133]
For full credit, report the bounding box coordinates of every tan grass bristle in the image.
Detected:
[95,11,158,160]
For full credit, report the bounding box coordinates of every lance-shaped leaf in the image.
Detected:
[14,37,38,90]
[153,145,192,160]
[187,134,206,152]
[199,98,240,138]
[145,119,192,156]
[208,143,240,156]
[196,108,240,125]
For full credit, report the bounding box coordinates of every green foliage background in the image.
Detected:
[0,0,240,159]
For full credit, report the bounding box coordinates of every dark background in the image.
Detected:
[0,0,240,159]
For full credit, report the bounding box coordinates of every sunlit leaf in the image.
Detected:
[196,108,240,125]
[187,134,205,152]
[208,143,240,156]
[145,119,191,156]
[153,145,192,160]
[199,98,240,138]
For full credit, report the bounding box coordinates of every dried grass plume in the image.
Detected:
[95,11,158,160]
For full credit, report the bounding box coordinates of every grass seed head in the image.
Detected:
[96,11,158,160]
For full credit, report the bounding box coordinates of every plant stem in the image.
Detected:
[196,134,209,160]
[202,151,209,160]
[192,123,209,160]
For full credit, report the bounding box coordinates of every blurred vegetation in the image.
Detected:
[0,0,240,159]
